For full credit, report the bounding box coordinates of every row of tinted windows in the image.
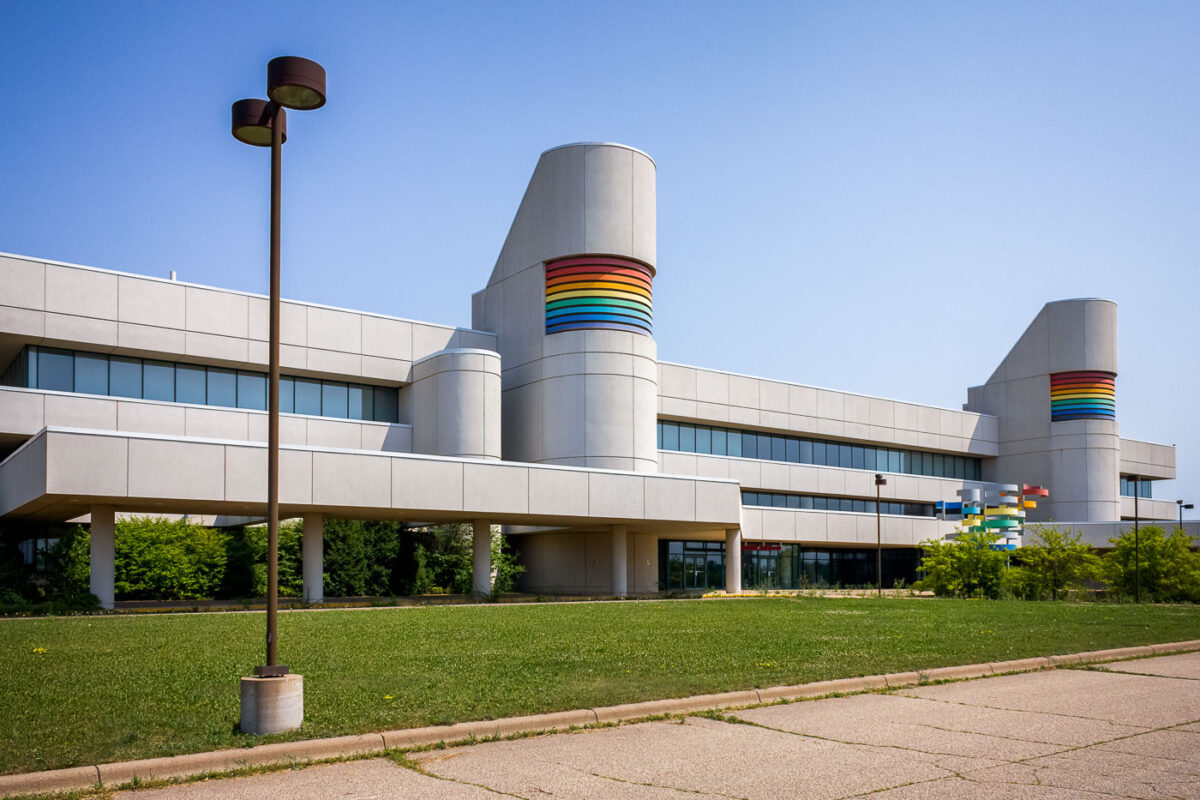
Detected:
[741,491,935,517]
[657,420,982,480]
[0,346,399,423]
[1119,476,1153,498]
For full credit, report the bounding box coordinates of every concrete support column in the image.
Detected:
[725,528,742,595]
[89,505,115,610]
[302,513,324,604]
[611,525,628,597]
[473,520,492,596]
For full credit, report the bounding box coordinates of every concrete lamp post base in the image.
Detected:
[240,675,304,735]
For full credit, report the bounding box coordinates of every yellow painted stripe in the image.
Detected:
[547,281,653,298]
[546,288,652,303]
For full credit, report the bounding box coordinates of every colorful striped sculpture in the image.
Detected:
[1050,370,1115,421]
[545,256,653,335]
[936,483,1049,549]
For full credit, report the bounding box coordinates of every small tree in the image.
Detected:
[113,517,228,600]
[1104,525,1200,602]
[916,529,1009,598]
[490,530,525,595]
[1014,525,1101,600]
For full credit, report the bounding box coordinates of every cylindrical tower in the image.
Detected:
[472,143,659,472]
[410,348,502,460]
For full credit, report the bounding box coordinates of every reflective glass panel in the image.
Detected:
[711,428,726,455]
[37,348,74,392]
[758,434,772,460]
[662,422,679,450]
[236,371,266,410]
[110,357,142,399]
[74,352,108,395]
[294,379,321,415]
[206,368,236,407]
[176,364,206,404]
[742,433,757,459]
[839,444,852,468]
[322,382,348,418]
[772,436,786,461]
[726,430,741,457]
[799,439,812,463]
[279,377,294,414]
[864,447,876,471]
[679,424,695,452]
[696,426,711,454]
[851,446,864,470]
[143,361,174,402]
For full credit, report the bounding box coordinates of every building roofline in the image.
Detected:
[0,250,495,338]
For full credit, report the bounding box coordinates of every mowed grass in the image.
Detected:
[2,597,1199,775]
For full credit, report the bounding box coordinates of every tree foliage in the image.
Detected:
[1103,525,1200,602]
[1008,526,1101,600]
[916,530,1009,598]
[113,517,229,600]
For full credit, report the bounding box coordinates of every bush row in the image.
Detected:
[0,518,523,610]
[917,524,1200,601]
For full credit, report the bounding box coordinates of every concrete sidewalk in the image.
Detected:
[118,651,1200,799]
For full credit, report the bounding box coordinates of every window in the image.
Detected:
[711,427,726,455]
[662,421,679,450]
[294,379,321,416]
[37,348,73,392]
[279,377,295,414]
[322,381,348,418]
[237,371,266,411]
[143,361,175,402]
[109,357,142,399]
[373,387,398,423]
[206,368,237,408]
[679,424,695,452]
[74,352,108,395]
[696,425,711,454]
[176,364,206,404]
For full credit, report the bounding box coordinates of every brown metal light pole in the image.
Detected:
[232,56,326,677]
[875,473,886,597]
[1179,500,1194,530]
[1133,475,1140,603]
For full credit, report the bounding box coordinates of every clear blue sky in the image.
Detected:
[1,1,1196,515]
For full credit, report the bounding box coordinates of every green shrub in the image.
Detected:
[491,532,525,595]
[1103,525,1200,602]
[113,517,229,600]
[1008,525,1101,600]
[221,521,302,598]
[916,530,1009,598]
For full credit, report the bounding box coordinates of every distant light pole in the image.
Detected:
[875,473,887,597]
[1179,500,1194,530]
[231,56,326,679]
[1132,475,1140,603]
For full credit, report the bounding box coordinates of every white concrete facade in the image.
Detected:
[0,142,1185,601]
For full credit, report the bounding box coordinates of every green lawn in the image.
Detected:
[1,597,1198,775]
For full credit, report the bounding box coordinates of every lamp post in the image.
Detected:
[1132,475,1140,603]
[1178,500,1194,530]
[231,56,325,734]
[874,473,886,597]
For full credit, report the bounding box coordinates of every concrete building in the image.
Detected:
[0,142,1188,607]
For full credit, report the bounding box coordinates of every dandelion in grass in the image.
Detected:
[384,695,394,701]
[32,647,47,655]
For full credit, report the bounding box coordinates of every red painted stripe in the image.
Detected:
[546,273,652,290]
[545,264,654,283]
[1050,371,1116,382]
[547,256,653,276]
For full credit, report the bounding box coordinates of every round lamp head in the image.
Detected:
[268,56,326,110]
[231,99,286,146]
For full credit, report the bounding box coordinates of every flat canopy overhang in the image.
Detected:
[0,428,743,533]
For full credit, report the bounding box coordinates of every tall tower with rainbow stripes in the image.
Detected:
[965,299,1120,522]
[472,143,659,472]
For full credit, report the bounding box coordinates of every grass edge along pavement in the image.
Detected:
[4,597,1200,776]
[2,639,1198,800]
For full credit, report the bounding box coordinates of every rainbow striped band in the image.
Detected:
[545,256,653,336]
[1050,370,1115,421]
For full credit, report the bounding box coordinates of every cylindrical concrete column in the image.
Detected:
[473,520,492,596]
[611,525,628,597]
[89,505,115,610]
[411,349,502,460]
[725,529,742,594]
[302,513,324,604]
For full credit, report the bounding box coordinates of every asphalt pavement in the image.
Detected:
[120,652,1200,799]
